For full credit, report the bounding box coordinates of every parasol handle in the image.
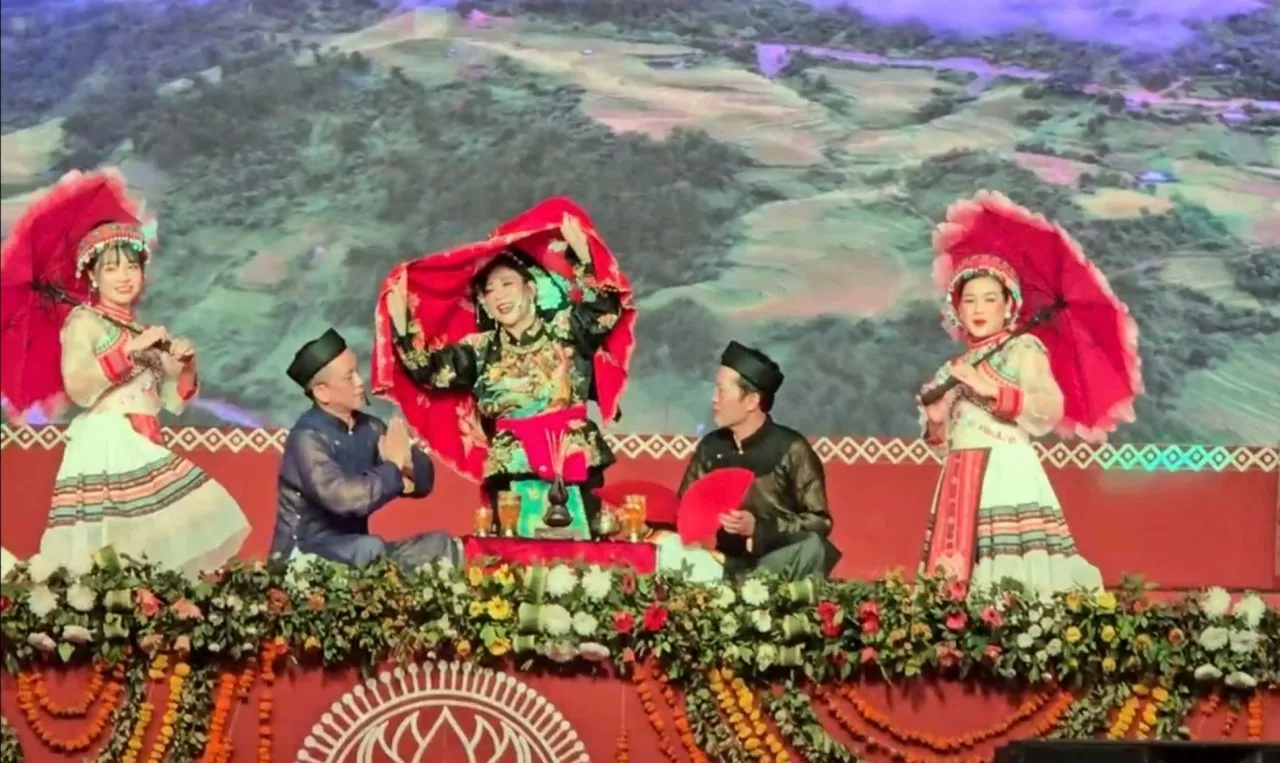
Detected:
[918,305,1058,407]
[37,282,172,353]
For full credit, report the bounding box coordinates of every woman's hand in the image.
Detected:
[385,270,408,336]
[949,361,1000,399]
[168,337,195,362]
[157,351,185,379]
[126,325,170,354]
[920,383,956,424]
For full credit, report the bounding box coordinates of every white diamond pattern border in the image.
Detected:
[1,424,1275,472]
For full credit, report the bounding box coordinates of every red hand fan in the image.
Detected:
[676,468,755,545]
[593,481,679,527]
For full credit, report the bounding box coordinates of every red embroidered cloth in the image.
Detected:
[370,197,637,483]
[462,536,657,574]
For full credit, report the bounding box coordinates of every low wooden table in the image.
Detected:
[462,535,657,574]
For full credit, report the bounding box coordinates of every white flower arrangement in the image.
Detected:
[1199,586,1232,618]
[740,578,769,606]
[580,566,611,600]
[545,565,578,598]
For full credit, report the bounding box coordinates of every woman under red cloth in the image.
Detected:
[36,220,249,578]
[373,198,636,539]
[917,255,1104,601]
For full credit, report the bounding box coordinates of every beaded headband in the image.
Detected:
[943,254,1023,332]
[75,223,150,279]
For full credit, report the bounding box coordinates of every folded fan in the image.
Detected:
[675,468,755,545]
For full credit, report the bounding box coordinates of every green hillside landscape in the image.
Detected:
[1,1,1277,443]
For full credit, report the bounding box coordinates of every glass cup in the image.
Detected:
[497,491,521,537]
[473,504,494,537]
[622,494,647,542]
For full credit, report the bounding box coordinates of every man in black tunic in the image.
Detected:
[677,341,840,581]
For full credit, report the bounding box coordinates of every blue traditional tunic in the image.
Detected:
[271,406,457,568]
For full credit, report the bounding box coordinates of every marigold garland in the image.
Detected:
[30,661,105,717]
[841,684,1065,753]
[15,664,123,753]
[1107,694,1141,739]
[148,662,189,763]
[1222,704,1239,736]
[655,666,708,763]
[1245,692,1263,740]
[821,684,1071,763]
[200,667,249,763]
[708,668,788,762]
[120,661,156,763]
[631,658,681,761]
[615,728,629,763]
[258,639,286,763]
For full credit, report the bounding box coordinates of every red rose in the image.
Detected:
[817,601,840,623]
[136,589,161,618]
[980,606,1003,629]
[829,650,848,667]
[935,643,962,669]
[267,588,290,615]
[0,596,10,614]
[612,611,635,635]
[642,604,668,632]
[859,647,878,665]
[821,620,841,639]
[857,601,880,620]
[620,572,637,596]
[983,644,1002,662]
[945,579,968,602]
[944,611,967,631]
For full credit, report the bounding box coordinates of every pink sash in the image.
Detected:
[495,406,590,482]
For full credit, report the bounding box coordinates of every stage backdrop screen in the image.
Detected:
[2,0,1277,444]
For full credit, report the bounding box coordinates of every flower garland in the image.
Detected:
[30,661,105,717]
[839,684,1069,753]
[655,664,708,762]
[1246,691,1264,740]
[15,664,123,752]
[764,684,854,763]
[165,665,216,762]
[199,670,240,762]
[631,657,681,761]
[92,660,150,763]
[686,672,751,763]
[258,638,286,763]
[2,549,1279,761]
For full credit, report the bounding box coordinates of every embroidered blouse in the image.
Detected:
[921,333,1063,453]
[60,304,198,423]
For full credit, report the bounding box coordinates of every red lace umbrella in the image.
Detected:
[929,190,1143,442]
[0,170,149,422]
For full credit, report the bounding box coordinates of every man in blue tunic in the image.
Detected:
[270,328,459,568]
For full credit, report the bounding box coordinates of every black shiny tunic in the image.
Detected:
[678,418,838,576]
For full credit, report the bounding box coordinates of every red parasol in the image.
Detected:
[371,197,637,483]
[928,190,1143,442]
[676,468,755,545]
[0,170,151,423]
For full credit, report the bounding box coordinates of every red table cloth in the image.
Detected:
[462,536,657,574]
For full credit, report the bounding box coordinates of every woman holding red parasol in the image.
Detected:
[1,170,249,578]
[916,191,1142,598]
[374,197,636,539]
